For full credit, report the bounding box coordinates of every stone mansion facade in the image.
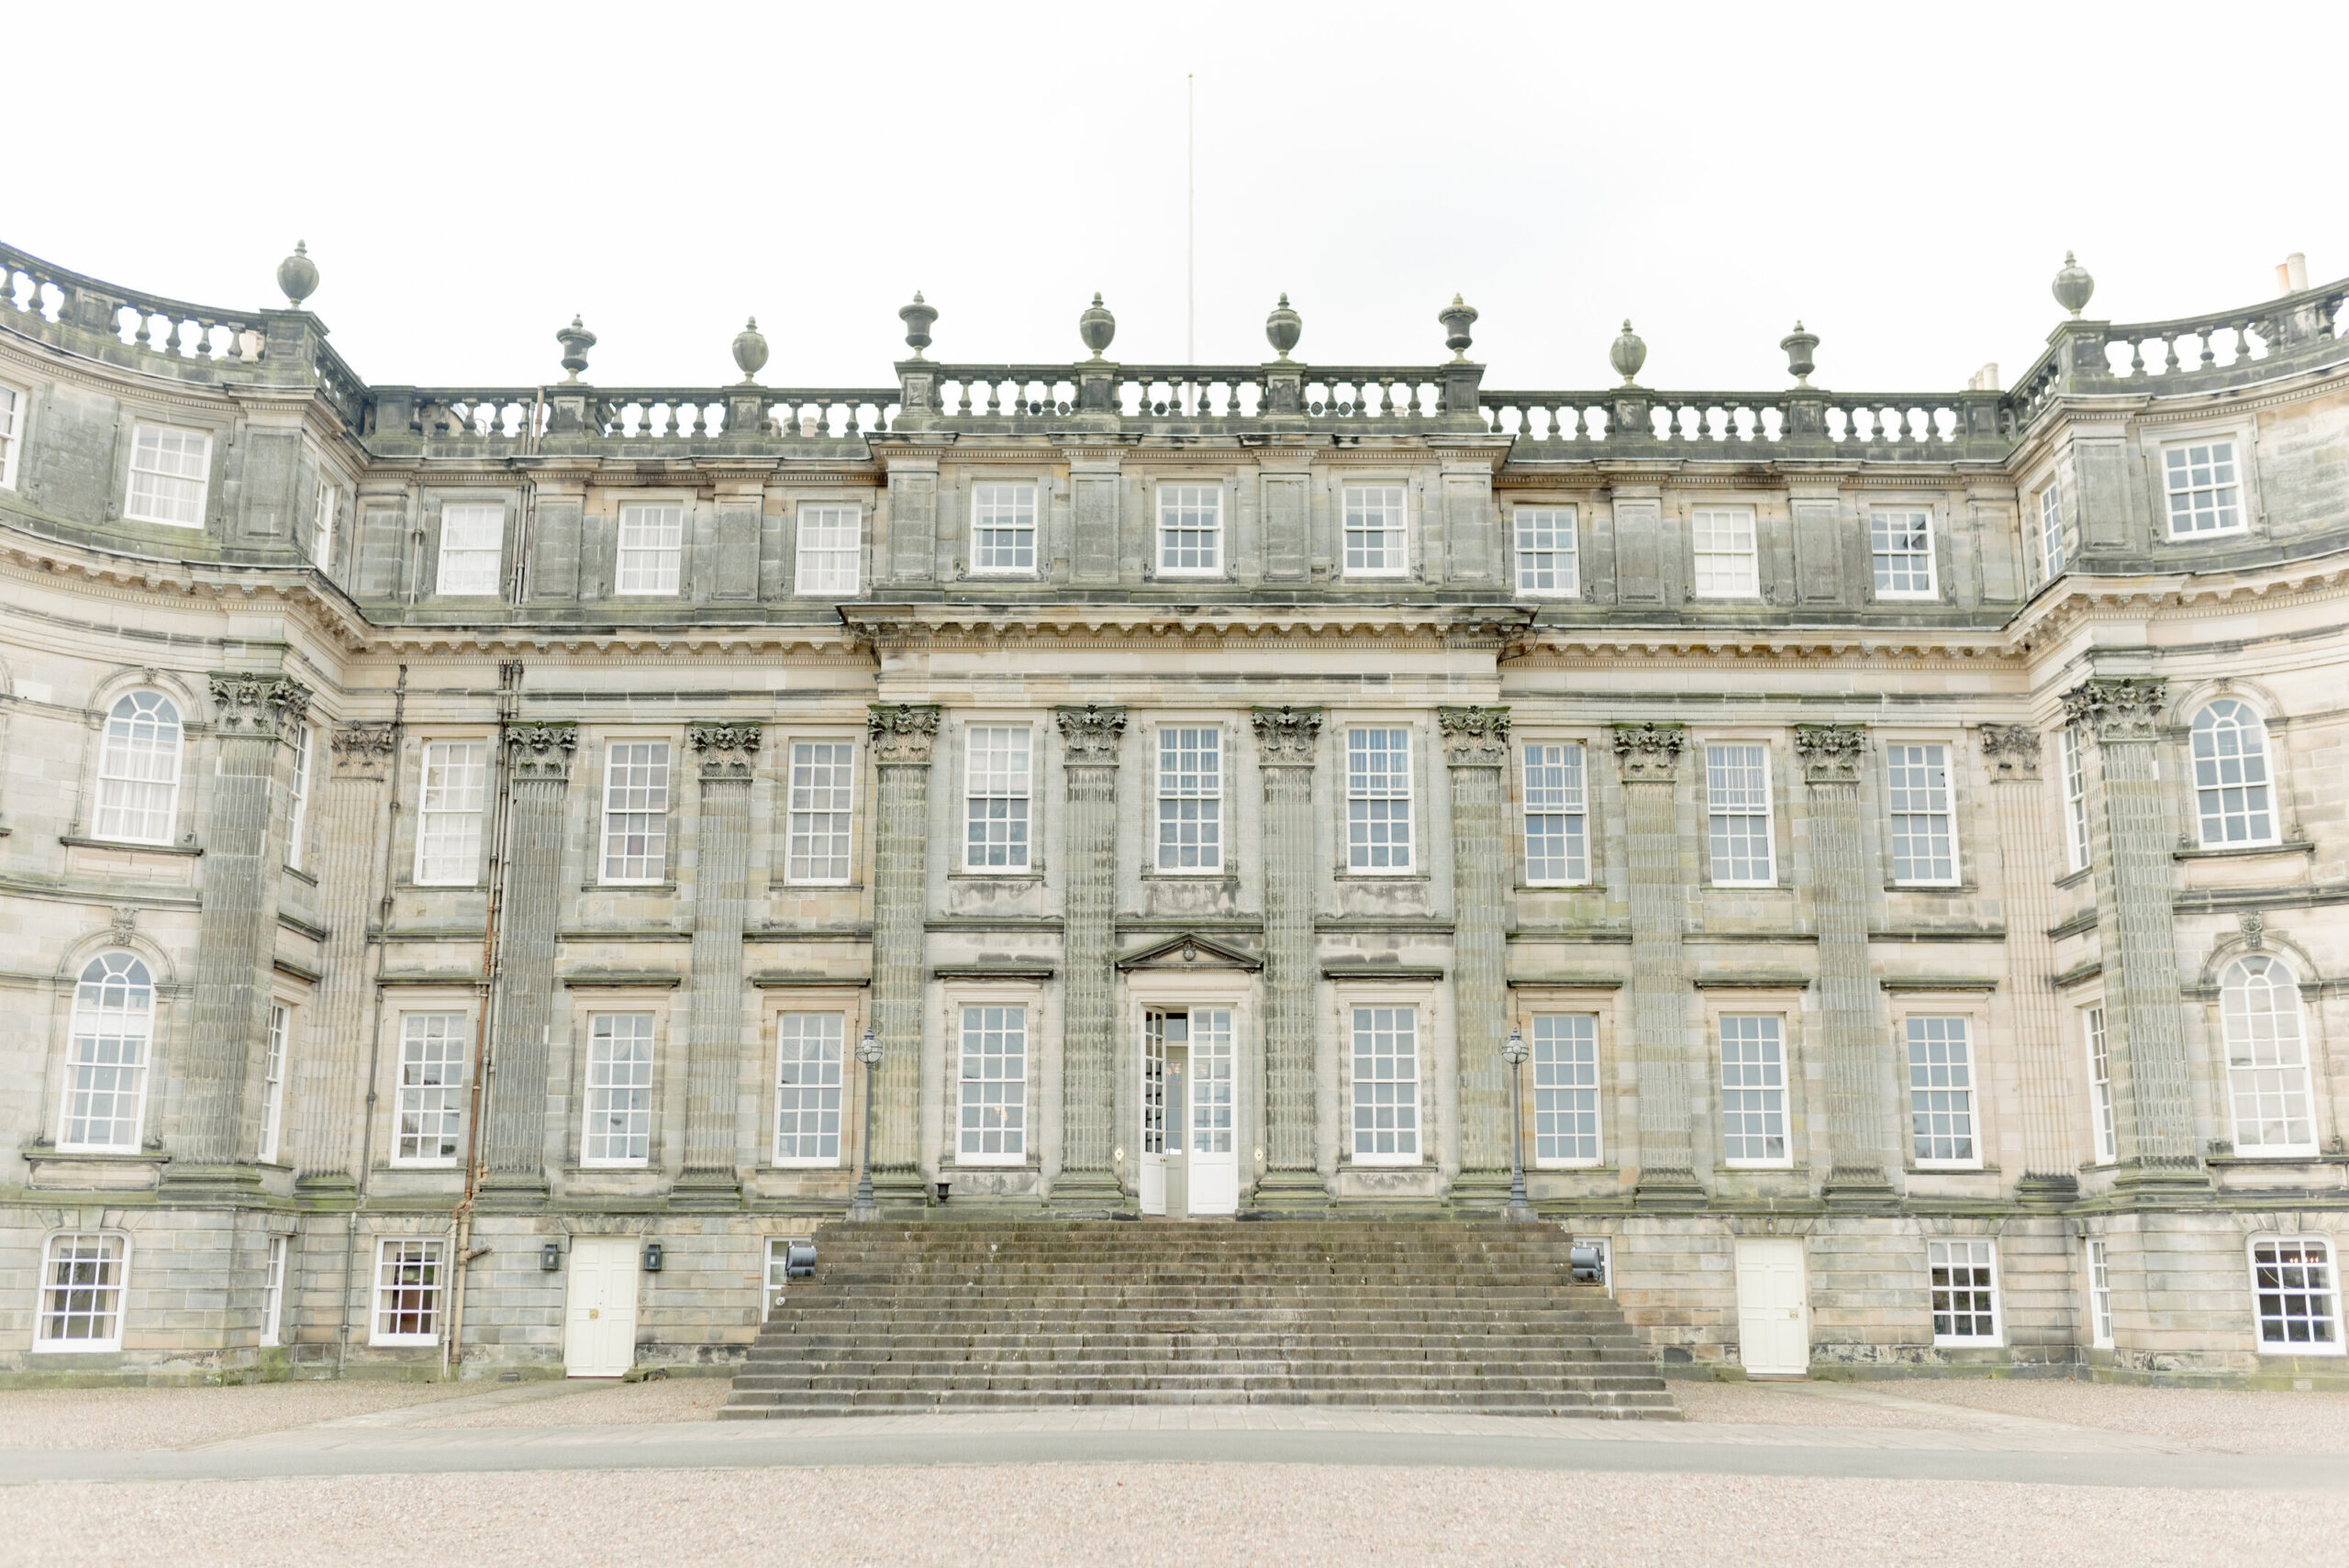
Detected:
[2,238,2346,1385]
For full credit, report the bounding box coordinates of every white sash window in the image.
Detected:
[2060,727,2089,873]
[1719,1016,1787,1166]
[1341,484,1408,576]
[601,741,672,884]
[435,502,505,595]
[61,952,152,1152]
[37,1233,128,1352]
[1887,743,1957,884]
[415,740,488,885]
[795,503,862,595]
[1531,1014,1599,1166]
[94,690,183,845]
[261,1235,289,1349]
[2252,1238,2343,1354]
[1521,741,1587,884]
[774,1013,845,1164]
[1704,743,1775,885]
[2085,1006,2116,1163]
[394,1013,466,1165]
[1869,508,1937,597]
[1350,1006,1420,1164]
[1156,727,1222,872]
[0,381,22,490]
[1346,728,1413,872]
[126,423,210,527]
[2037,484,2066,579]
[971,483,1038,573]
[2221,956,2316,1156]
[258,1004,289,1163]
[1929,1239,2001,1346]
[786,741,856,884]
[1905,1016,1976,1166]
[2164,440,2243,536]
[963,726,1031,870]
[1690,506,1757,597]
[372,1238,444,1346]
[958,1005,1027,1162]
[1157,484,1222,575]
[616,503,685,595]
[581,1014,655,1166]
[1513,506,1577,596]
[2189,700,2277,848]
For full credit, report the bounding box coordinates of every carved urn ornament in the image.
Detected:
[2052,251,2096,317]
[1438,294,1478,361]
[1780,320,1819,386]
[276,240,318,308]
[731,317,770,384]
[898,292,937,357]
[1078,293,1117,360]
[556,315,596,383]
[1609,319,1647,385]
[1264,294,1302,360]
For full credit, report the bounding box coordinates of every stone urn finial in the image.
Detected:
[1609,319,1647,385]
[899,291,937,358]
[1079,292,1117,360]
[276,240,318,308]
[556,315,596,383]
[1439,294,1478,361]
[731,317,769,384]
[1780,319,1819,386]
[2053,251,2095,317]
[1264,293,1301,360]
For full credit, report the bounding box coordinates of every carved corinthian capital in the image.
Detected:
[866,703,941,764]
[505,720,578,781]
[331,720,398,778]
[688,721,763,781]
[1437,705,1511,767]
[2061,676,2167,743]
[1054,703,1128,766]
[1251,706,1323,766]
[207,672,314,739]
[1610,721,1685,783]
[1792,723,1867,785]
[1977,723,2041,780]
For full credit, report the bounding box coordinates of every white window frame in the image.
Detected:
[2059,726,2089,873]
[1530,1013,1601,1168]
[970,482,1040,576]
[1155,483,1223,576]
[1904,1015,1978,1169]
[2221,955,2318,1158]
[1520,741,1588,886]
[963,724,1033,872]
[2189,700,2278,849]
[433,501,506,596]
[34,1231,129,1353]
[1930,1238,2003,1347]
[1719,1014,1790,1168]
[308,473,339,568]
[260,1234,289,1349]
[956,1002,1029,1165]
[0,379,26,491]
[785,740,857,885]
[1349,1004,1422,1166]
[414,740,489,886]
[1690,505,1758,598]
[2085,1005,2116,1164]
[2036,483,2066,581]
[2086,1238,2114,1350]
[258,1003,289,1163]
[1885,742,1959,886]
[2250,1236,2343,1356]
[2163,439,2245,539]
[285,721,314,872]
[773,1011,845,1167]
[1704,742,1776,887]
[1512,506,1578,598]
[794,502,863,596]
[580,1012,656,1168]
[615,501,685,595]
[60,951,154,1153]
[124,421,211,528]
[1155,725,1223,873]
[391,1011,467,1167]
[1345,726,1415,873]
[599,740,672,885]
[369,1237,445,1347]
[1341,484,1409,578]
[1869,507,1939,598]
[92,689,184,846]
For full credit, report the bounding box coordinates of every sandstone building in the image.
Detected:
[2,237,2345,1385]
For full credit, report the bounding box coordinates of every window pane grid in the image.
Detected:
[1887,743,1956,884]
[601,742,672,882]
[261,1235,288,1349]
[1705,743,1775,884]
[2165,441,2242,535]
[1719,1016,1787,1163]
[1342,484,1408,574]
[774,1013,844,1163]
[787,741,856,884]
[958,1006,1027,1159]
[1531,1014,1599,1164]
[2253,1239,2341,1351]
[616,503,685,595]
[2190,700,2276,847]
[1870,509,1936,596]
[39,1233,126,1349]
[1156,728,1222,871]
[963,727,1032,870]
[286,723,313,871]
[1930,1239,2000,1343]
[259,1004,289,1163]
[63,952,152,1151]
[395,1013,466,1164]
[1190,1009,1235,1154]
[1691,506,1758,597]
[972,484,1038,573]
[1157,484,1222,573]
[1514,506,1577,595]
[2087,1240,2113,1349]
[416,740,488,884]
[1351,1006,1420,1161]
[126,424,209,526]
[0,383,21,489]
[2060,727,2089,873]
[309,476,338,567]
[581,1014,655,1165]
[2038,485,2066,579]
[2086,1006,2116,1163]
[94,690,183,844]
[373,1239,443,1342]
[1522,742,1588,884]
[1347,728,1413,871]
[2222,956,2315,1153]
[1906,1017,1975,1163]
[795,504,862,595]
[436,502,504,595]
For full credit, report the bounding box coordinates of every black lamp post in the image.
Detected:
[850,1023,883,1221]
[1502,1025,1534,1221]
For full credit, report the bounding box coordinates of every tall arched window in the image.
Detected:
[2191,700,2277,848]
[61,951,154,1151]
[2221,955,2315,1156]
[92,691,183,845]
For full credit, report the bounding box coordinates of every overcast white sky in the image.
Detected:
[12,0,2343,395]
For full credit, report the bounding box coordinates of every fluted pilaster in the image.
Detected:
[1795,724,1895,1207]
[1441,706,1512,1205]
[292,721,396,1193]
[1615,723,1701,1207]
[674,722,760,1209]
[867,704,938,1205]
[1251,706,1323,1209]
[481,720,575,1194]
[1053,704,1126,1209]
[1980,724,2076,1197]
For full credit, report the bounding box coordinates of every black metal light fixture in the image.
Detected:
[1502,1025,1535,1222]
[641,1240,663,1273]
[540,1240,562,1272]
[850,1023,884,1221]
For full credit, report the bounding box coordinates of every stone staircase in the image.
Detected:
[722,1220,1678,1418]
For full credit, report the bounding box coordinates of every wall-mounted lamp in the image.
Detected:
[540,1240,563,1272]
[641,1241,663,1273]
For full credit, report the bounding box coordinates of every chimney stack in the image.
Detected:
[1966,362,2000,393]
[2277,252,2310,295]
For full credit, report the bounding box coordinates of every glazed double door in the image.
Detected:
[1140,1009,1237,1217]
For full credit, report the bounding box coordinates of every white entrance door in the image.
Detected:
[1141,1009,1238,1217]
[1186,1008,1237,1215]
[563,1237,639,1377]
[1734,1237,1809,1377]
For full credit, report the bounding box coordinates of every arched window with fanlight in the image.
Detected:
[92,691,184,845]
[2221,955,2316,1157]
[2190,700,2277,849]
[61,951,155,1152]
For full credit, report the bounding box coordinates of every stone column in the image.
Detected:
[1052,703,1126,1211]
[1794,724,1896,1208]
[1251,706,1325,1210]
[867,704,939,1207]
[481,720,576,1199]
[673,722,760,1210]
[292,721,397,1196]
[1614,723,1702,1207]
[2062,677,2202,1188]
[1441,706,1513,1207]
[166,673,311,1195]
[1979,724,2076,1200]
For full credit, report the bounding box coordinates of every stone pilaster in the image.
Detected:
[1052,704,1127,1210]
[2062,677,2202,1189]
[1614,723,1702,1207]
[1979,724,2076,1200]
[480,720,575,1199]
[1251,706,1325,1211]
[1440,706,1513,1207]
[673,722,760,1211]
[867,704,939,1207]
[163,673,312,1195]
[1794,724,1896,1209]
[292,720,397,1195]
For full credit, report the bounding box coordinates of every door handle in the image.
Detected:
[588,1308,599,1319]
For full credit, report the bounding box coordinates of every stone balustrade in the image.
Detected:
[2,239,273,371]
